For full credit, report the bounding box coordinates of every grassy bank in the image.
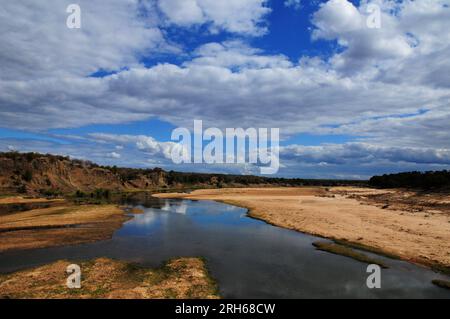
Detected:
[312,241,389,268]
[432,279,450,290]
[0,257,219,299]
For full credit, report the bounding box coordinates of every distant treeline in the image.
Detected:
[102,166,367,187]
[369,171,450,189]
[162,171,367,187]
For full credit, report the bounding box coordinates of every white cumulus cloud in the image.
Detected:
[158,0,271,35]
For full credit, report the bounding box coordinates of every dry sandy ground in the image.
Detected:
[0,196,64,205]
[0,203,130,252]
[0,257,218,299]
[156,187,450,271]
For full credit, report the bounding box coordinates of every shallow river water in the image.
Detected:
[0,195,449,299]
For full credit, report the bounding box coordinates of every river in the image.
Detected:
[0,194,449,298]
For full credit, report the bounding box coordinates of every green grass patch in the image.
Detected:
[122,262,148,283]
[430,264,450,276]
[313,241,389,269]
[334,239,450,276]
[334,239,400,260]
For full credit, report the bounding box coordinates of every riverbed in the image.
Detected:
[0,195,449,298]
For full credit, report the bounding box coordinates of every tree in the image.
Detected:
[22,170,33,182]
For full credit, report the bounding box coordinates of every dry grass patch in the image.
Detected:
[129,208,145,214]
[0,204,129,252]
[0,257,219,299]
[0,196,64,205]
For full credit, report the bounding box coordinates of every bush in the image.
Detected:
[22,170,33,182]
[17,185,27,194]
[75,190,86,198]
[40,189,62,197]
[94,189,110,199]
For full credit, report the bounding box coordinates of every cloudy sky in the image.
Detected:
[1,0,450,179]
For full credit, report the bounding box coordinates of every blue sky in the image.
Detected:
[1,0,450,179]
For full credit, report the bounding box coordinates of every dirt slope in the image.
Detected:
[0,153,166,195]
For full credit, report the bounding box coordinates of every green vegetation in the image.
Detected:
[72,189,112,204]
[22,170,33,182]
[74,188,110,199]
[101,164,367,187]
[430,264,450,276]
[334,239,400,260]
[75,190,85,198]
[16,185,27,194]
[312,241,388,269]
[163,170,367,187]
[39,189,62,197]
[370,170,450,190]
[2,151,70,163]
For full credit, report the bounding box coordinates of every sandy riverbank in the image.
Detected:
[0,196,64,205]
[155,187,450,272]
[0,198,131,252]
[0,257,218,299]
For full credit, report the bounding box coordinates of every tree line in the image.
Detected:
[369,170,450,189]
